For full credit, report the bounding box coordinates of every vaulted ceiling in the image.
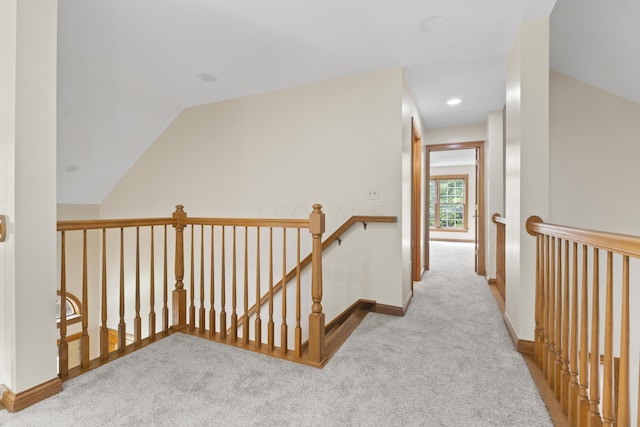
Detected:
[57,0,638,204]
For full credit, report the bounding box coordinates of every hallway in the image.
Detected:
[0,242,551,426]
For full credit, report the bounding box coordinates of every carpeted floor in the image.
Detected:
[0,241,552,426]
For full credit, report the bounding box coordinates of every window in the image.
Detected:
[57,291,81,327]
[429,175,468,231]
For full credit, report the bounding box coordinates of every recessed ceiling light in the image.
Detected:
[197,74,218,83]
[420,16,448,33]
[65,164,79,173]
[446,98,462,106]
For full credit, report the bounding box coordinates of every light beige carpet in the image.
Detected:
[0,241,551,426]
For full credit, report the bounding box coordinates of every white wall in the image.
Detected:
[504,18,550,341]
[485,110,504,279]
[429,165,476,242]
[549,71,640,234]
[101,68,410,321]
[424,124,485,146]
[0,0,58,393]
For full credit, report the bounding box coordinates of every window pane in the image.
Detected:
[66,300,75,316]
[431,176,466,229]
[439,203,464,229]
[429,180,436,204]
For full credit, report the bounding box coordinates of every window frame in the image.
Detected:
[429,174,469,232]
[57,291,82,328]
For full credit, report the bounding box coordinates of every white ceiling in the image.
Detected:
[56,0,638,204]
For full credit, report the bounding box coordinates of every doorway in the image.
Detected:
[425,142,485,276]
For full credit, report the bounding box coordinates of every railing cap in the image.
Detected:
[525,215,543,236]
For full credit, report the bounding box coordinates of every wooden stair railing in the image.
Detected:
[232,215,398,336]
[526,216,640,427]
[57,217,176,378]
[56,204,330,378]
[491,213,506,309]
[178,205,327,365]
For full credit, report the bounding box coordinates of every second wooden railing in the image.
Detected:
[526,216,640,426]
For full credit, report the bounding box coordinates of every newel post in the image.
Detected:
[307,204,326,365]
[171,205,187,330]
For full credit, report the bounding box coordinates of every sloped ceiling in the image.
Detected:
[61,0,614,204]
[550,0,640,106]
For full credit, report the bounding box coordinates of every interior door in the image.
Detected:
[474,148,479,273]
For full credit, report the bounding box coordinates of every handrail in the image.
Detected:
[491,213,506,309]
[234,215,397,330]
[186,217,310,229]
[322,216,397,249]
[526,216,640,258]
[0,214,7,242]
[492,212,506,225]
[57,217,310,231]
[57,217,175,231]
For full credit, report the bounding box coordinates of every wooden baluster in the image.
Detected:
[307,204,326,364]
[281,228,288,353]
[268,227,275,351]
[209,226,216,336]
[149,226,156,340]
[535,234,541,366]
[231,226,238,341]
[556,240,569,414]
[542,235,550,374]
[81,230,90,367]
[578,244,590,425]
[568,241,579,424]
[219,226,227,338]
[134,227,141,347]
[497,222,505,301]
[561,240,570,412]
[100,229,108,360]
[602,252,614,426]
[616,256,630,427]
[199,225,205,333]
[189,225,195,330]
[172,205,187,330]
[255,227,262,347]
[537,234,546,368]
[589,248,602,426]
[243,227,249,344]
[118,228,126,352]
[555,238,563,399]
[162,225,169,333]
[295,228,302,358]
[548,236,556,388]
[59,231,68,377]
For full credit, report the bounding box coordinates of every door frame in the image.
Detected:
[425,141,486,276]
[411,118,423,283]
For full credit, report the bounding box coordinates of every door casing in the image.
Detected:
[425,141,486,276]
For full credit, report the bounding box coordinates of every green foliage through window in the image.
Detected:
[429,176,467,230]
